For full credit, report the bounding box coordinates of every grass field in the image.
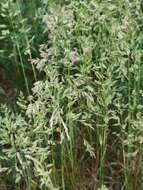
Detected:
[0,1,143,189]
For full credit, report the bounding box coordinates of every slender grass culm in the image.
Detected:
[0,0,143,190]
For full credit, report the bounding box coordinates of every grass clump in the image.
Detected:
[0,0,143,190]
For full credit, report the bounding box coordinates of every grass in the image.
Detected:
[0,0,143,190]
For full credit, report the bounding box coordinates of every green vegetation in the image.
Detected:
[0,0,143,189]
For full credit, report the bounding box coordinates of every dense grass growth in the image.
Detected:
[0,0,48,94]
[0,0,143,190]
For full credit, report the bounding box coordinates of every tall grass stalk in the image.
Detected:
[15,0,37,81]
